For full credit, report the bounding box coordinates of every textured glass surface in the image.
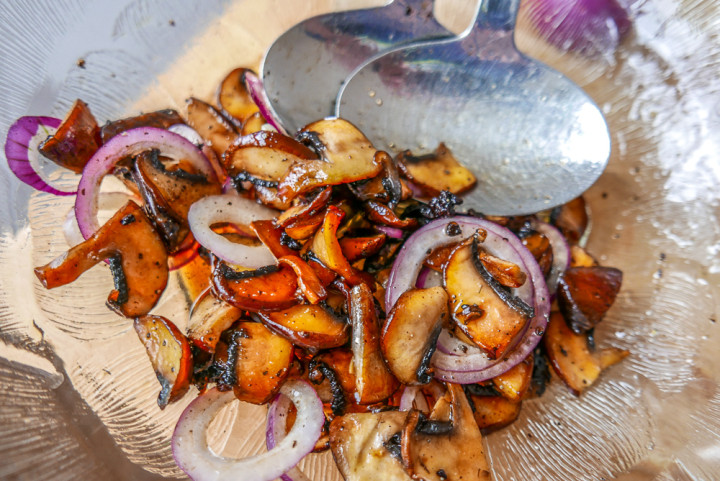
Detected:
[0,0,718,480]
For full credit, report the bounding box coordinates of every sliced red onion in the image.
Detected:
[385,217,549,384]
[434,329,486,356]
[530,219,570,295]
[4,116,77,195]
[75,126,215,239]
[386,217,533,310]
[414,267,442,289]
[415,267,431,289]
[399,386,429,413]
[243,71,288,135]
[524,0,632,57]
[173,379,324,481]
[266,393,312,481]
[168,123,204,146]
[376,225,404,239]
[187,194,276,268]
[431,260,550,384]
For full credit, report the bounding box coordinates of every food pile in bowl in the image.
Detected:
[6,59,628,479]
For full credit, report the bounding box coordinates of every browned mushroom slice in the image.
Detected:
[521,230,553,277]
[401,383,492,481]
[177,250,212,301]
[557,266,622,333]
[38,99,101,173]
[570,245,599,268]
[349,151,405,205]
[444,238,533,359]
[216,67,260,125]
[277,118,383,202]
[284,210,326,240]
[350,283,399,404]
[257,303,348,350]
[381,287,448,385]
[240,112,266,135]
[467,394,522,432]
[329,411,413,481]
[34,201,168,318]
[253,184,293,210]
[250,219,296,258]
[543,311,629,396]
[277,186,332,227]
[187,293,242,353]
[226,321,295,404]
[100,109,185,143]
[223,130,317,184]
[491,355,533,402]
[134,315,193,409]
[186,97,238,157]
[477,250,528,289]
[364,201,418,229]
[423,242,461,273]
[310,348,357,404]
[211,262,300,311]
[339,234,386,263]
[551,196,589,244]
[397,143,476,196]
[133,149,221,251]
[311,205,366,286]
[277,255,328,304]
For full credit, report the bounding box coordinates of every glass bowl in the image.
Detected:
[1,0,718,479]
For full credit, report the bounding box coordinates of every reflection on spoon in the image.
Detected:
[337,0,610,216]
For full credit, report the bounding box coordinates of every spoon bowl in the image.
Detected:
[337,0,610,215]
[261,0,452,135]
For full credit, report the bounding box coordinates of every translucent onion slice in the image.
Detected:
[172,380,324,481]
[266,392,313,481]
[187,194,276,268]
[385,216,550,384]
[398,385,429,413]
[385,217,534,310]
[530,219,570,295]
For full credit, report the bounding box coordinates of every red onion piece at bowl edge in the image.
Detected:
[266,393,313,481]
[172,380,324,481]
[524,0,632,57]
[385,217,550,384]
[243,71,289,136]
[74,126,216,239]
[4,116,77,196]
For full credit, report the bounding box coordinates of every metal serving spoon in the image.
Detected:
[261,0,452,134]
[336,0,611,215]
